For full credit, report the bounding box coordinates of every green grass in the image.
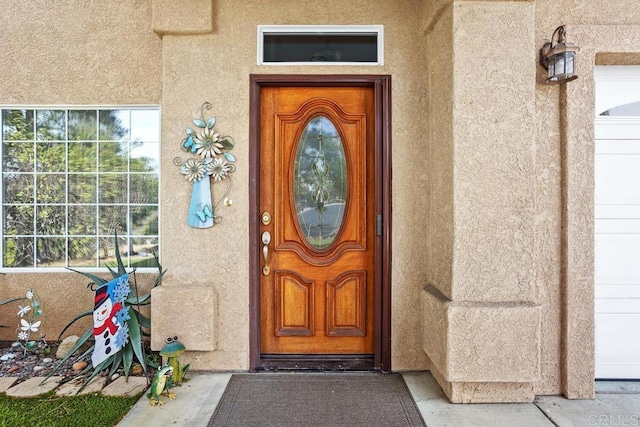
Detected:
[0,391,140,427]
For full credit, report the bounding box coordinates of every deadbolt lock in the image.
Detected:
[261,211,272,226]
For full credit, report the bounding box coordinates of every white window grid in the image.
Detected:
[0,106,161,272]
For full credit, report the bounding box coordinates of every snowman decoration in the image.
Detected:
[92,274,131,367]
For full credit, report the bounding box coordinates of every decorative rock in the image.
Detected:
[131,364,143,375]
[11,342,21,348]
[0,354,16,361]
[111,373,120,381]
[7,365,19,374]
[56,335,80,359]
[32,366,44,372]
[72,361,88,372]
[42,358,53,364]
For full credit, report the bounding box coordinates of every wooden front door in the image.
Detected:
[258,84,377,362]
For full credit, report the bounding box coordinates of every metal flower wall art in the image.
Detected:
[174,102,237,229]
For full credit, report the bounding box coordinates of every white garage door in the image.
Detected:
[595,66,640,379]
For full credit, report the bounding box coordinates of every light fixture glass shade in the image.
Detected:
[540,26,579,85]
[547,50,577,84]
[546,59,555,81]
[565,51,575,74]
[552,54,565,79]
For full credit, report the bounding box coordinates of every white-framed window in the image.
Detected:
[257,25,384,66]
[0,107,160,271]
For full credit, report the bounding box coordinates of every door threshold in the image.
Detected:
[257,354,376,372]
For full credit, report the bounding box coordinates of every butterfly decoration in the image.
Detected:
[194,204,214,223]
[20,319,41,332]
[175,102,237,229]
[181,129,198,154]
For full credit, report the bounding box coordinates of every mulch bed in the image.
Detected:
[0,340,88,385]
[1,339,156,390]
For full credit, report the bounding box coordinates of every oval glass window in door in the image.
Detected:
[293,116,347,250]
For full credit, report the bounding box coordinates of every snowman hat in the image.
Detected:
[94,285,109,309]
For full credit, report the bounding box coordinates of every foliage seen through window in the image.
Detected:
[1,108,160,269]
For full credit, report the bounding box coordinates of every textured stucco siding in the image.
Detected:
[0,0,431,373]
[0,0,162,105]
[535,0,640,399]
[451,1,537,304]
[0,0,162,339]
[156,0,430,371]
[426,2,454,302]
[2,0,640,402]
[421,0,640,402]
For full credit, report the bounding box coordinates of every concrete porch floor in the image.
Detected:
[117,371,640,426]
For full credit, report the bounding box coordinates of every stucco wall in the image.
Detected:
[155,0,430,371]
[0,0,430,372]
[0,0,162,339]
[4,0,639,402]
[452,1,536,303]
[0,0,162,105]
[426,2,454,301]
[534,0,640,399]
[422,0,640,401]
[423,0,541,403]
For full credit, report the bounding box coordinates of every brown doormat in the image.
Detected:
[208,373,426,427]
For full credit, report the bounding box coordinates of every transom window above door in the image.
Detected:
[1,107,160,270]
[257,25,384,65]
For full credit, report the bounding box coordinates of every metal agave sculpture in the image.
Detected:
[45,235,165,393]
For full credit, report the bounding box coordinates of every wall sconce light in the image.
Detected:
[539,25,580,84]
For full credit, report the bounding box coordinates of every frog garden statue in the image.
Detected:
[147,365,175,406]
[160,336,189,388]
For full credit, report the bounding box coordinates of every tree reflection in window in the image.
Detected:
[1,108,160,269]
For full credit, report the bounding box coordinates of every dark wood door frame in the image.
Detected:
[249,74,392,372]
